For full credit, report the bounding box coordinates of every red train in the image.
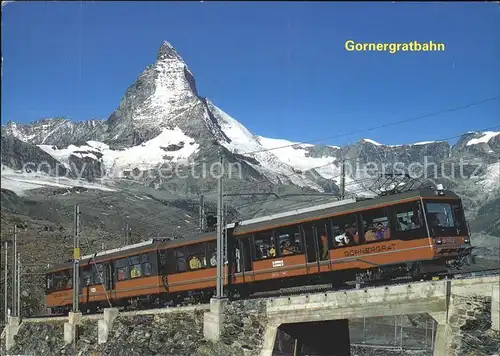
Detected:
[45,186,473,313]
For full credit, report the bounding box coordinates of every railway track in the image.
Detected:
[247,267,500,299]
[23,267,499,320]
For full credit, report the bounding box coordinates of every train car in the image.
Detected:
[45,186,473,314]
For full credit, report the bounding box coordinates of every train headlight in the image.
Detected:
[435,237,442,244]
[464,237,470,244]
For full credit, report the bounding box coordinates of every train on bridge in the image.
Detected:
[45,185,473,314]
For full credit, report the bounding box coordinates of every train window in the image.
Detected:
[187,243,206,270]
[141,254,152,276]
[425,201,465,237]
[275,225,302,256]
[426,203,455,228]
[330,215,358,247]
[254,231,276,260]
[166,249,177,274]
[158,250,168,274]
[360,208,390,243]
[53,270,72,290]
[207,242,217,267]
[390,202,427,240]
[394,204,423,232]
[143,261,152,276]
[174,248,187,273]
[93,263,105,284]
[116,258,129,281]
[129,255,143,279]
[82,269,93,286]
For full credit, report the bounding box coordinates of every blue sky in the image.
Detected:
[2,2,499,146]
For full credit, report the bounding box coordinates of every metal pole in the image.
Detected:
[12,225,17,317]
[431,319,435,349]
[17,253,21,317]
[340,158,346,199]
[72,204,80,312]
[425,321,428,349]
[400,315,403,349]
[4,240,8,324]
[363,317,366,343]
[223,201,227,264]
[394,316,397,346]
[216,154,223,298]
[199,195,204,233]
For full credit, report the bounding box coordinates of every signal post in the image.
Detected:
[204,151,228,342]
[64,204,82,348]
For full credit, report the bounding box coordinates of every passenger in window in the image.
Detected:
[344,223,357,244]
[281,241,294,255]
[295,238,301,252]
[143,263,152,276]
[131,265,142,278]
[364,228,376,242]
[375,223,385,240]
[189,256,202,270]
[210,253,217,266]
[117,268,127,281]
[411,210,420,228]
[334,232,349,246]
[269,244,276,257]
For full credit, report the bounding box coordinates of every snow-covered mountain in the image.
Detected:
[2,40,499,201]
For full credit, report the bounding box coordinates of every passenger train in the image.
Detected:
[45,186,473,314]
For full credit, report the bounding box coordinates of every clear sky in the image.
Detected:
[2,2,499,146]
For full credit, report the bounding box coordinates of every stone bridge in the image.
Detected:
[2,275,499,356]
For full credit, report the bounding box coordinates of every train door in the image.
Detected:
[302,223,320,273]
[315,220,331,269]
[101,263,113,294]
[238,236,254,283]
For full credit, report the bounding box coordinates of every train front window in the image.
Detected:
[426,201,465,236]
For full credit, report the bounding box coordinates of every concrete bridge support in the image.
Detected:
[203,297,228,341]
[63,311,82,345]
[4,316,21,352]
[98,308,119,344]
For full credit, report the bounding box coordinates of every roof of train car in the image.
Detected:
[46,187,459,274]
[232,187,459,235]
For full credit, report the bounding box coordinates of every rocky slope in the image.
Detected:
[1,40,499,319]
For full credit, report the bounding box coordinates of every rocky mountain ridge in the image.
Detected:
[3,41,499,194]
[0,40,499,321]
[2,40,499,236]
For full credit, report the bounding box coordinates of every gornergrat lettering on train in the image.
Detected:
[344,243,397,257]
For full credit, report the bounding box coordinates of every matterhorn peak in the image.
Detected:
[157,41,183,62]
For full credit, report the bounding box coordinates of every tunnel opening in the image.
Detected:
[273,319,351,356]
